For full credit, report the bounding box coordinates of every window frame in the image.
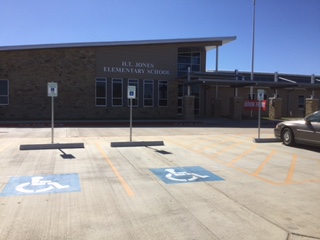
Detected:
[143,80,154,107]
[177,51,201,76]
[158,80,168,107]
[298,95,305,109]
[95,78,107,107]
[112,78,123,107]
[0,79,9,105]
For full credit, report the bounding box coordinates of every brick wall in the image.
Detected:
[0,48,96,119]
[0,46,179,120]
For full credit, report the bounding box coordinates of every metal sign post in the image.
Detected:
[127,86,136,142]
[48,82,58,144]
[257,89,264,139]
[51,96,54,144]
[129,98,133,142]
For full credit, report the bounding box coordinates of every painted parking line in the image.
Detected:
[0,141,13,153]
[285,154,297,184]
[166,137,320,186]
[211,141,243,159]
[0,173,81,197]
[253,150,277,176]
[198,138,232,152]
[227,145,257,166]
[95,142,135,197]
[150,166,224,184]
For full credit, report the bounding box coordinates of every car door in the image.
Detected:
[299,111,320,146]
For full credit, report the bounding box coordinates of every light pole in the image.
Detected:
[251,0,256,83]
[250,0,256,117]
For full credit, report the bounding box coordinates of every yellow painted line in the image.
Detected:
[231,165,280,186]
[227,145,257,166]
[253,150,276,176]
[290,179,320,185]
[95,143,135,197]
[0,142,12,153]
[211,141,243,158]
[198,138,231,151]
[165,138,314,186]
[285,154,298,184]
[164,138,228,165]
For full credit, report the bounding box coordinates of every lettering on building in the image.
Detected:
[104,61,170,75]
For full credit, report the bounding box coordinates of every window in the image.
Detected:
[112,78,123,106]
[177,84,184,115]
[0,80,9,105]
[248,93,255,100]
[307,111,320,122]
[177,50,201,76]
[263,93,268,100]
[143,80,153,107]
[128,79,138,107]
[95,78,106,106]
[158,81,167,107]
[298,95,305,109]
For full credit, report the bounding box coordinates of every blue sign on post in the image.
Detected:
[0,173,81,197]
[127,86,136,99]
[150,166,224,184]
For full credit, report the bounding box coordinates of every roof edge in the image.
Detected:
[0,36,236,51]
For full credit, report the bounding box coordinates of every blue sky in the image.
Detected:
[0,0,319,75]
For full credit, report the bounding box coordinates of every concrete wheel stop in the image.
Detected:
[20,143,85,150]
[111,141,164,148]
[253,138,281,143]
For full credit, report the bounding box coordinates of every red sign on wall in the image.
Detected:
[244,100,267,111]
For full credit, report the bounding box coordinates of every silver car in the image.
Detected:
[274,111,320,147]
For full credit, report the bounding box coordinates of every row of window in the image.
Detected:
[96,78,168,107]
[0,78,308,111]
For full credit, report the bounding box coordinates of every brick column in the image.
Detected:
[183,95,195,120]
[268,98,282,119]
[229,97,243,120]
[305,98,319,117]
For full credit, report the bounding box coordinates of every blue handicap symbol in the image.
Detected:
[0,173,81,197]
[150,166,224,184]
[129,91,134,96]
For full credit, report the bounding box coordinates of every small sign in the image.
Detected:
[127,86,136,99]
[244,100,267,111]
[150,166,224,184]
[257,89,264,101]
[48,82,58,97]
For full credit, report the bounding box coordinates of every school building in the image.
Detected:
[0,37,319,121]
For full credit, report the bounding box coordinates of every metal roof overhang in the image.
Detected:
[299,84,320,90]
[183,79,320,90]
[0,36,237,51]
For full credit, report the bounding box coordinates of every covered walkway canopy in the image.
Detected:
[181,71,320,90]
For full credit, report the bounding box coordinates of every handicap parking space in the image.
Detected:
[0,174,81,197]
[0,126,319,240]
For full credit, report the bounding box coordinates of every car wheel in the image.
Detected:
[282,128,295,146]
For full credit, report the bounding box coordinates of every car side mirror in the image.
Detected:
[304,118,311,125]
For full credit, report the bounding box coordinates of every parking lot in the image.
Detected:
[0,124,319,240]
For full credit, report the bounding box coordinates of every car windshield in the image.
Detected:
[306,111,320,122]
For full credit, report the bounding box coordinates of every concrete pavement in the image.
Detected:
[0,125,319,240]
